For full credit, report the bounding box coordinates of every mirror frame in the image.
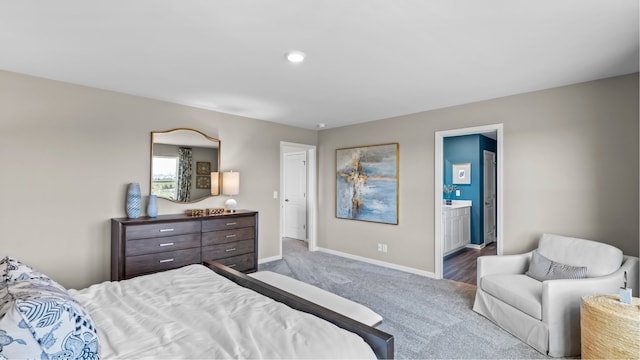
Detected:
[150,128,221,204]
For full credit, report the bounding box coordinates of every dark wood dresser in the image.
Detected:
[111,210,258,281]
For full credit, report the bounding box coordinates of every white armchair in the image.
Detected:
[472,233,638,357]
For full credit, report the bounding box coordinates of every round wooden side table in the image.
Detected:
[581,294,640,359]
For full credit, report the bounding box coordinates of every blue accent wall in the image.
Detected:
[444,134,496,245]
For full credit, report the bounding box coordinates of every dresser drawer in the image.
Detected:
[202,227,255,246]
[202,216,255,232]
[202,239,254,261]
[125,248,201,277]
[126,233,201,257]
[214,253,255,273]
[125,221,201,240]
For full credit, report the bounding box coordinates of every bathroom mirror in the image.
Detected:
[150,128,221,203]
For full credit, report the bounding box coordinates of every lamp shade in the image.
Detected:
[210,172,219,195]
[222,171,240,196]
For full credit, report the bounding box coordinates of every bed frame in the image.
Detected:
[204,261,394,359]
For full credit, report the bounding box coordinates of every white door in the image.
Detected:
[284,152,307,240]
[483,150,496,245]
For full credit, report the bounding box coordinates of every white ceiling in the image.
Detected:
[1,1,637,130]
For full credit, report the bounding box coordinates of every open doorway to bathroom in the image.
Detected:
[435,124,503,284]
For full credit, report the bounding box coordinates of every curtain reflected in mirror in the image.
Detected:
[176,147,193,201]
[151,128,220,203]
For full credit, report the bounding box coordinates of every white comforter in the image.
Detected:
[69,264,375,359]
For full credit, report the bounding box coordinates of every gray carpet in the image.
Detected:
[259,238,548,359]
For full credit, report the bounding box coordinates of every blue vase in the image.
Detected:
[147,194,158,218]
[126,183,141,219]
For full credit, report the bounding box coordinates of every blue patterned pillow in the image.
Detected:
[1,256,65,291]
[0,259,100,359]
[0,287,45,359]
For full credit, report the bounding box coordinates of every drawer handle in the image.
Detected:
[228,263,237,268]
[159,258,174,263]
[159,242,175,247]
[226,234,236,238]
[159,228,175,233]
[225,248,237,252]
[226,222,237,226]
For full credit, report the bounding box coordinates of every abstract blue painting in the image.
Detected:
[336,143,398,225]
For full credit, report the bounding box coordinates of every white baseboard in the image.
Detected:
[466,243,486,250]
[317,247,436,279]
[258,255,282,264]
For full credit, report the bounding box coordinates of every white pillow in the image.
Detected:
[537,233,622,277]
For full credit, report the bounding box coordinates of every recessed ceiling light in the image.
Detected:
[317,123,326,129]
[285,51,306,63]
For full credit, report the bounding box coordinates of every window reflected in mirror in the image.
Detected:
[151,128,220,203]
[151,156,179,200]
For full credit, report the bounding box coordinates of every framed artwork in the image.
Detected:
[196,175,211,189]
[196,161,211,175]
[336,143,398,225]
[453,163,471,184]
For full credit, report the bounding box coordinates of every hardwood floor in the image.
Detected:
[444,242,497,285]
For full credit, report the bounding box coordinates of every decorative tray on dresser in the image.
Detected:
[111,210,258,281]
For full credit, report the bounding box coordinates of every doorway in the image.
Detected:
[435,124,503,280]
[279,142,317,257]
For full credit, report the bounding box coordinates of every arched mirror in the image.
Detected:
[150,128,221,203]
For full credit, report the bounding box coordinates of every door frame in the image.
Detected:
[279,142,317,255]
[434,124,504,279]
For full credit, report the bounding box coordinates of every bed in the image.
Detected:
[0,257,393,359]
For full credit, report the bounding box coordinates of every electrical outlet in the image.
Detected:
[382,244,388,253]
[455,190,460,196]
[377,243,383,252]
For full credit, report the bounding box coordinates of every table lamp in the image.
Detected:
[222,171,239,212]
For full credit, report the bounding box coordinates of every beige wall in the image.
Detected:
[318,73,639,274]
[2,70,637,288]
[0,70,317,289]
